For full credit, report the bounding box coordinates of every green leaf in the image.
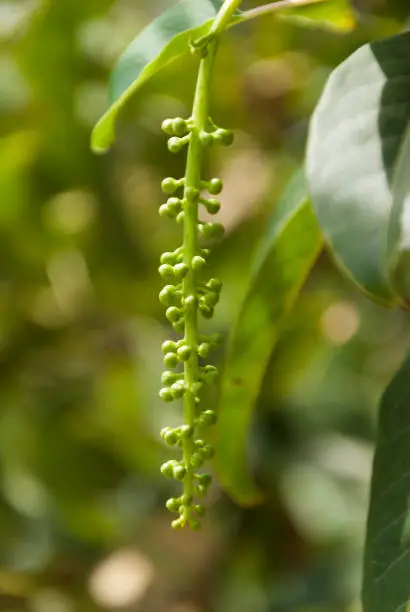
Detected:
[362,351,410,612]
[306,32,410,308]
[215,172,323,505]
[91,0,224,153]
[278,0,356,33]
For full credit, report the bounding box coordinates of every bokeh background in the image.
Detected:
[1,1,410,610]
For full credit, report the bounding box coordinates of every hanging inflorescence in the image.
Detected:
[158,114,233,529]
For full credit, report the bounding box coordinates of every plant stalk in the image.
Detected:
[181,41,218,513]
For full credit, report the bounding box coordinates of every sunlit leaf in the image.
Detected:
[307,31,410,307]
[362,351,410,612]
[91,0,224,153]
[216,172,323,505]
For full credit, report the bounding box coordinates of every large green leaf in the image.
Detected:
[215,173,323,505]
[306,32,410,308]
[91,0,224,153]
[362,351,410,612]
[92,0,356,154]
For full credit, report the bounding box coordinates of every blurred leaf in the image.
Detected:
[278,0,357,32]
[91,0,225,153]
[362,350,410,612]
[216,172,323,505]
[307,31,410,308]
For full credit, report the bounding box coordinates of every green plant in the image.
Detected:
[92,0,410,609]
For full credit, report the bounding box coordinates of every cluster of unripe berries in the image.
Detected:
[159,114,234,529]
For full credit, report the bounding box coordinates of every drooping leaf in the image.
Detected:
[91,0,224,153]
[278,0,356,33]
[92,0,357,154]
[216,172,323,505]
[362,351,410,612]
[306,31,410,308]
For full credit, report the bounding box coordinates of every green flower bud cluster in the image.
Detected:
[159,110,233,529]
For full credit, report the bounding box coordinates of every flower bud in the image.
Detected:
[166,497,181,513]
[159,387,174,402]
[161,118,174,135]
[177,345,191,361]
[166,307,181,323]
[161,340,177,354]
[192,255,207,270]
[161,177,180,194]
[159,264,175,280]
[172,117,188,136]
[208,178,223,195]
[174,263,188,280]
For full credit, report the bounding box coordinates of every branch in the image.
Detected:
[235,0,327,24]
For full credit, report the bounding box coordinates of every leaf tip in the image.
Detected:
[90,115,115,155]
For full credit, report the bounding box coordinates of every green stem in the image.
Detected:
[233,0,326,25]
[181,41,218,516]
[208,0,243,37]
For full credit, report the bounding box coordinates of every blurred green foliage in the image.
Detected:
[0,1,409,611]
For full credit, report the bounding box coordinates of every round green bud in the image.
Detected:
[159,264,175,280]
[161,177,178,194]
[199,302,214,319]
[198,343,211,358]
[159,204,175,218]
[205,198,220,215]
[160,461,174,478]
[171,518,184,530]
[193,504,205,517]
[201,222,225,240]
[185,187,200,203]
[202,444,215,459]
[201,410,217,426]
[205,370,218,385]
[208,178,223,195]
[203,292,219,308]
[159,286,177,306]
[183,295,196,308]
[166,197,182,215]
[159,387,174,402]
[172,117,187,136]
[166,307,181,323]
[176,211,185,224]
[214,128,234,146]
[161,340,177,354]
[208,278,223,292]
[171,381,185,398]
[200,132,213,147]
[195,439,205,448]
[179,424,193,438]
[166,498,181,513]
[177,345,191,361]
[189,518,201,531]
[168,137,184,153]
[173,465,186,481]
[161,370,177,386]
[192,256,207,270]
[174,263,188,280]
[160,251,178,265]
[163,352,179,369]
[161,118,174,135]
[191,452,204,468]
[161,428,178,446]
